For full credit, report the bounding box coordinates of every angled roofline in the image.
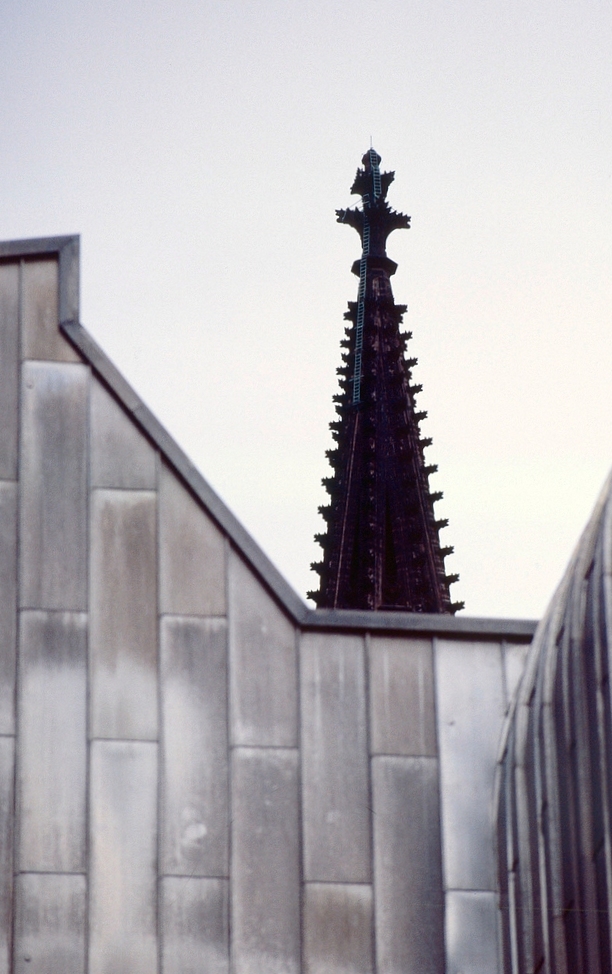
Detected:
[61,317,310,622]
[64,318,536,641]
[4,234,538,642]
[60,321,537,642]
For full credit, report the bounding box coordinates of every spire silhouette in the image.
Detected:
[309,149,462,613]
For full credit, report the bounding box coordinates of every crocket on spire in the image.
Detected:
[308,148,462,613]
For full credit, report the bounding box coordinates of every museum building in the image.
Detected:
[0,150,603,974]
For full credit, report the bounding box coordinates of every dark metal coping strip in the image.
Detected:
[62,323,537,641]
[3,234,538,642]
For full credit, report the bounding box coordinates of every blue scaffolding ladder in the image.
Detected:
[352,216,370,404]
[352,150,380,404]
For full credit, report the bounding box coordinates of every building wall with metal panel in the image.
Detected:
[0,236,536,973]
[496,472,612,974]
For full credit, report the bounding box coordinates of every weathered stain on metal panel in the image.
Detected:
[90,489,158,740]
[17,611,87,873]
[301,632,370,882]
[19,362,88,610]
[303,882,373,974]
[160,877,229,974]
[0,483,17,734]
[90,378,157,489]
[159,462,226,616]
[369,636,436,756]
[230,747,300,974]
[0,263,19,479]
[435,638,505,891]
[0,738,14,974]
[160,616,229,877]
[372,755,445,974]
[444,890,500,974]
[228,550,297,747]
[89,740,158,974]
[21,258,79,363]
[14,873,86,974]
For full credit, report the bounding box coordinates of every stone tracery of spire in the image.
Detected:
[309,149,462,613]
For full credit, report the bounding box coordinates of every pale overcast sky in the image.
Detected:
[2,0,611,618]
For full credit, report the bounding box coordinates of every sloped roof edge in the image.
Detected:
[61,317,309,623]
[63,321,536,642]
[3,234,537,641]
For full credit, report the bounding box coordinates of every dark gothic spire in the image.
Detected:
[308,149,462,613]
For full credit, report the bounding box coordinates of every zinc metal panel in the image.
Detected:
[369,636,436,756]
[159,462,226,616]
[303,882,373,974]
[300,632,370,883]
[19,362,88,611]
[0,483,17,734]
[17,611,87,873]
[372,755,444,974]
[444,890,500,974]
[160,877,229,974]
[21,258,79,363]
[568,580,602,974]
[13,873,86,974]
[89,740,158,974]
[228,550,297,747]
[504,642,529,710]
[0,263,19,479]
[230,747,300,974]
[90,378,157,489]
[0,738,14,974]
[160,615,229,877]
[90,489,158,740]
[435,638,505,890]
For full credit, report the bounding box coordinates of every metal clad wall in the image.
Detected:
[0,263,19,480]
[300,633,370,883]
[503,643,529,709]
[89,740,158,974]
[13,874,86,974]
[17,612,87,873]
[436,638,507,974]
[303,883,373,974]
[19,361,88,611]
[230,747,301,974]
[1,239,537,973]
[159,462,226,616]
[89,488,158,740]
[160,615,229,877]
[228,550,297,748]
[89,379,157,490]
[0,484,17,736]
[436,638,505,891]
[445,890,500,974]
[369,636,436,757]
[0,738,14,974]
[496,473,612,973]
[372,756,444,974]
[21,259,78,363]
[160,877,229,974]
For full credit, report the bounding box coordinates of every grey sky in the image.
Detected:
[2,0,611,617]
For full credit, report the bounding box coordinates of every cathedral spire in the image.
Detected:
[309,149,462,613]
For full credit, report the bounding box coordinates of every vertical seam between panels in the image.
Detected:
[364,631,376,974]
[224,536,233,974]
